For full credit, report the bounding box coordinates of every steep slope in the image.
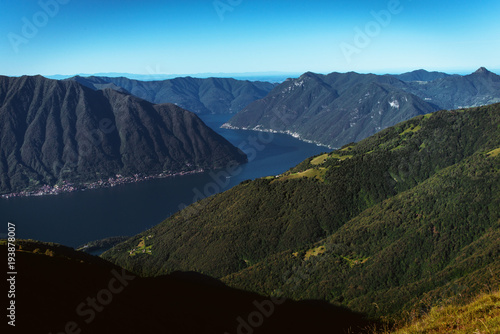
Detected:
[0,75,246,195]
[223,71,438,147]
[70,75,275,114]
[5,240,376,334]
[103,102,500,297]
[222,153,500,318]
[382,290,500,334]
[224,68,500,147]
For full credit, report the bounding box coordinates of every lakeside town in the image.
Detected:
[0,169,205,199]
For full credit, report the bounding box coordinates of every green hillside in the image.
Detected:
[223,153,500,318]
[378,290,500,333]
[103,103,500,320]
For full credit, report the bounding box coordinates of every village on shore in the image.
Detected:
[0,169,204,199]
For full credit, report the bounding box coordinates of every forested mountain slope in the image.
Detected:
[224,69,500,147]
[0,75,246,194]
[103,103,500,317]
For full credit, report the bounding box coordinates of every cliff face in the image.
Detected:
[0,75,246,194]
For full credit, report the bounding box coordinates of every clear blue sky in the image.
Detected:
[1,0,499,77]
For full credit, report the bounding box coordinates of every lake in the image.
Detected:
[0,114,328,247]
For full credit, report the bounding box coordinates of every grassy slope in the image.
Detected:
[380,290,500,334]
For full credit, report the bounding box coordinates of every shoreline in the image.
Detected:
[220,123,335,149]
[0,169,205,199]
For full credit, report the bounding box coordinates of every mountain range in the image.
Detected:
[0,75,246,195]
[68,75,276,114]
[388,69,453,82]
[223,68,500,147]
[103,103,500,320]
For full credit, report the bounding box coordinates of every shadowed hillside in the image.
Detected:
[4,240,378,334]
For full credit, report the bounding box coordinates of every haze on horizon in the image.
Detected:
[1,0,499,78]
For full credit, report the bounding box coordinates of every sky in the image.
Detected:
[0,0,499,77]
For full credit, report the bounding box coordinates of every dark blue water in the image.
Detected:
[0,114,328,247]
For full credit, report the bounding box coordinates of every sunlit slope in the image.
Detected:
[103,103,500,293]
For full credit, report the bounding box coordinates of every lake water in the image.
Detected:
[0,114,328,247]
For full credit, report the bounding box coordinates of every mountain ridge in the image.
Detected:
[224,68,500,147]
[67,75,276,114]
[0,75,247,195]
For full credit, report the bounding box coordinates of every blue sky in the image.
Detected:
[1,0,499,77]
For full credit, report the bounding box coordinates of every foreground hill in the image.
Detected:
[0,75,246,195]
[224,68,500,147]
[382,290,500,334]
[223,152,500,318]
[103,103,500,320]
[69,75,275,114]
[4,240,376,334]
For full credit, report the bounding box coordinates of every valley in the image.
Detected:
[103,103,500,321]
[2,72,499,334]
[0,114,326,247]
[4,1,500,332]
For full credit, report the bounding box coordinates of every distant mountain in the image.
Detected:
[7,240,376,334]
[388,69,453,82]
[0,75,246,195]
[67,76,276,114]
[103,103,500,320]
[48,71,300,82]
[223,68,500,147]
[223,71,438,148]
[398,67,500,110]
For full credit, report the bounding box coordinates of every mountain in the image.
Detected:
[223,71,438,148]
[103,103,500,320]
[398,67,500,110]
[389,69,452,82]
[223,68,500,147]
[0,75,246,195]
[223,152,500,318]
[68,75,276,114]
[48,71,299,82]
[5,240,377,334]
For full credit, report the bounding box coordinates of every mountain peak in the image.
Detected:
[473,67,491,75]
